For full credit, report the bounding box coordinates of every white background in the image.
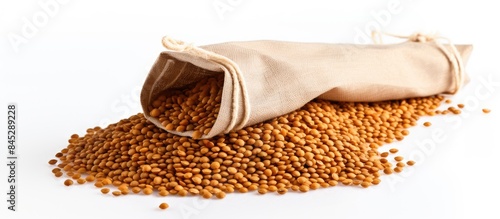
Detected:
[1,0,499,218]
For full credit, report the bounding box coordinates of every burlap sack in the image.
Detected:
[140,34,473,138]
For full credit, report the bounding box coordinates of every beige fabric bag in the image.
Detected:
[140,34,473,138]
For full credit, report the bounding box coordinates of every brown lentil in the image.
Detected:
[215,192,226,199]
[101,188,110,194]
[64,179,73,186]
[483,108,491,114]
[159,190,169,196]
[406,160,416,166]
[258,188,267,194]
[277,188,288,195]
[159,203,169,210]
[448,107,461,115]
[48,159,57,165]
[389,148,399,154]
[132,187,141,194]
[153,177,162,185]
[102,178,112,185]
[143,188,153,195]
[299,185,310,193]
[394,156,404,162]
[118,184,129,192]
[423,122,431,127]
[361,182,371,188]
[94,181,104,188]
[201,190,213,199]
[71,173,81,180]
[383,168,393,175]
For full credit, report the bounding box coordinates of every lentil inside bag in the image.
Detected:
[140,35,473,139]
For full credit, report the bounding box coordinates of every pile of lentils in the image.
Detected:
[148,75,223,139]
[49,75,478,210]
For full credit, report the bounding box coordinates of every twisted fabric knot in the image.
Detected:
[408,33,436,43]
[162,36,193,52]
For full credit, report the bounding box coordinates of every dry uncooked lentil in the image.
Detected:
[361,181,370,188]
[406,160,416,166]
[143,188,153,195]
[49,75,463,209]
[423,122,431,127]
[215,191,226,199]
[132,187,141,194]
[101,188,110,194]
[159,190,169,196]
[148,75,224,139]
[389,148,399,154]
[119,184,129,192]
[71,173,81,180]
[85,175,95,182]
[94,182,104,188]
[383,168,393,174]
[159,202,169,210]
[64,179,73,186]
[482,109,491,114]
[102,178,112,185]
